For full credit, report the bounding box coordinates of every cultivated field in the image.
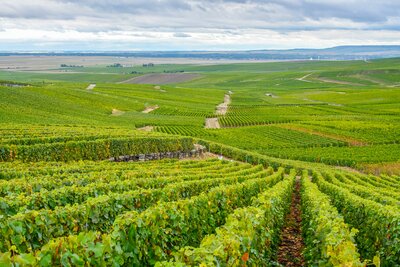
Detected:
[0,57,399,266]
[121,73,202,84]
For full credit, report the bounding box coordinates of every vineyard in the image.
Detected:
[0,57,399,266]
[0,158,398,266]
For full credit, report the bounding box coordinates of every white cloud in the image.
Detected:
[0,0,399,50]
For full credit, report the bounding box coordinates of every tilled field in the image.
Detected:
[121,73,202,84]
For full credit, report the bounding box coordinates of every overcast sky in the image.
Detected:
[0,0,399,51]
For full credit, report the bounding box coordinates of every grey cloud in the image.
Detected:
[0,0,399,51]
[295,2,400,23]
[246,0,400,23]
[173,32,191,37]
[0,1,90,20]
[2,0,400,30]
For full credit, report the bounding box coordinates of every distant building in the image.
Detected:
[143,63,155,67]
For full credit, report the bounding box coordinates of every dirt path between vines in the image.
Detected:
[204,93,231,129]
[296,73,313,82]
[142,105,159,113]
[216,94,231,115]
[205,118,220,129]
[277,178,305,267]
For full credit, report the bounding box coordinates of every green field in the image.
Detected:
[0,57,399,266]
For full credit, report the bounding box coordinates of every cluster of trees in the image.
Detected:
[107,63,123,67]
[163,70,185,73]
[60,64,83,67]
[142,63,154,67]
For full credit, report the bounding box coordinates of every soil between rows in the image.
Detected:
[277,177,305,267]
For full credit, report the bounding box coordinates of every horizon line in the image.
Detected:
[1,44,400,53]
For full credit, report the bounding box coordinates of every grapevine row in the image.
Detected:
[158,170,296,266]
[0,168,286,265]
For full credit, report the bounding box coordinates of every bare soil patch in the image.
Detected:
[86,84,96,90]
[120,73,201,85]
[137,126,154,132]
[205,118,220,129]
[111,109,125,116]
[142,105,159,113]
[277,178,305,267]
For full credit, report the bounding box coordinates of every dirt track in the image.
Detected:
[205,118,220,129]
[205,93,231,128]
[296,73,313,82]
[216,94,231,115]
[120,73,201,85]
[142,105,159,113]
[315,77,363,86]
